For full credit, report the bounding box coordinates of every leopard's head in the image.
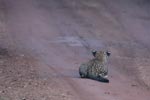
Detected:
[92,50,111,63]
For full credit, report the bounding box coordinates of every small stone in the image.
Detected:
[131,84,137,87]
[20,54,24,57]
[22,97,26,100]
[0,90,5,93]
[104,92,110,94]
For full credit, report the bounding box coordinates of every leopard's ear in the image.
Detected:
[92,50,97,57]
[106,51,111,56]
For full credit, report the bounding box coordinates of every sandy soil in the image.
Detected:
[0,0,150,100]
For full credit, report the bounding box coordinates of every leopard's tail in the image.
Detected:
[93,76,109,83]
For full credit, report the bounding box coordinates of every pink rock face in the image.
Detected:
[1,0,150,99]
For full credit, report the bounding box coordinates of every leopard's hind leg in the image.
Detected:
[79,64,88,78]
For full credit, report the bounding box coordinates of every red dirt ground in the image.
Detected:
[0,0,150,100]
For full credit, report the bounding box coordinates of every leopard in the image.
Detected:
[79,50,111,83]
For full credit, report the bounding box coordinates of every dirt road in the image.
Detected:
[0,0,150,100]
